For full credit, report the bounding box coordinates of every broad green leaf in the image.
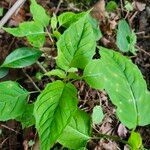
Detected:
[30,0,50,27]
[94,47,150,129]
[0,81,29,121]
[92,105,104,125]
[3,21,45,47]
[58,109,91,149]
[58,12,85,28]
[128,131,142,150]
[44,69,66,79]
[34,81,78,149]
[16,104,35,128]
[1,47,42,68]
[106,1,118,12]
[56,14,96,71]
[116,19,137,54]
[58,12,102,40]
[83,59,104,90]
[0,68,9,79]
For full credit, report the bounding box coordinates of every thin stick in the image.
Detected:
[22,69,41,92]
[36,61,47,73]
[92,133,128,145]
[1,124,20,134]
[136,45,150,57]
[0,0,26,29]
[55,0,63,15]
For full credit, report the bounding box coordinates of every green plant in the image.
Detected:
[0,0,150,150]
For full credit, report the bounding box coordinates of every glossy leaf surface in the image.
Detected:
[30,0,50,27]
[58,109,91,149]
[85,47,150,129]
[0,81,29,121]
[1,47,42,68]
[3,21,45,47]
[56,13,96,71]
[34,81,78,150]
[16,104,35,128]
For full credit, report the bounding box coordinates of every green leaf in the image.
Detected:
[83,59,104,90]
[116,19,137,54]
[58,109,91,149]
[58,12,85,28]
[1,47,42,68]
[30,0,50,27]
[128,131,142,150]
[106,1,118,12]
[58,12,102,40]
[67,72,81,80]
[16,104,35,128]
[35,72,43,80]
[125,1,133,12]
[95,47,150,129]
[44,69,66,79]
[0,81,29,121]
[34,81,78,149]
[56,13,97,71]
[0,68,9,79]
[92,105,104,125]
[128,32,137,54]
[87,14,102,40]
[3,21,45,47]
[51,13,57,30]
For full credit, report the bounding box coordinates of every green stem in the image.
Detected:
[92,133,128,145]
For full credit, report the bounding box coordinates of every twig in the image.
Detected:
[120,0,125,16]
[129,11,138,23]
[55,0,63,15]
[0,0,26,29]
[136,45,150,57]
[1,124,20,134]
[22,69,41,92]
[0,137,9,148]
[36,61,47,73]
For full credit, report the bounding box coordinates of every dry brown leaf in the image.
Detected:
[117,124,128,138]
[95,139,119,150]
[134,2,146,11]
[91,0,107,21]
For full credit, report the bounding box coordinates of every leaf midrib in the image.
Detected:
[112,55,139,125]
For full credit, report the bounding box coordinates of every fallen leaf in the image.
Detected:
[91,0,107,20]
[133,2,146,11]
[117,123,128,138]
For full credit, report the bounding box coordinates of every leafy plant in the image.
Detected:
[92,105,104,125]
[106,1,118,12]
[128,131,143,150]
[116,19,137,54]
[0,0,150,150]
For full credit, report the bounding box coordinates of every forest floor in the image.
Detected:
[0,0,150,149]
